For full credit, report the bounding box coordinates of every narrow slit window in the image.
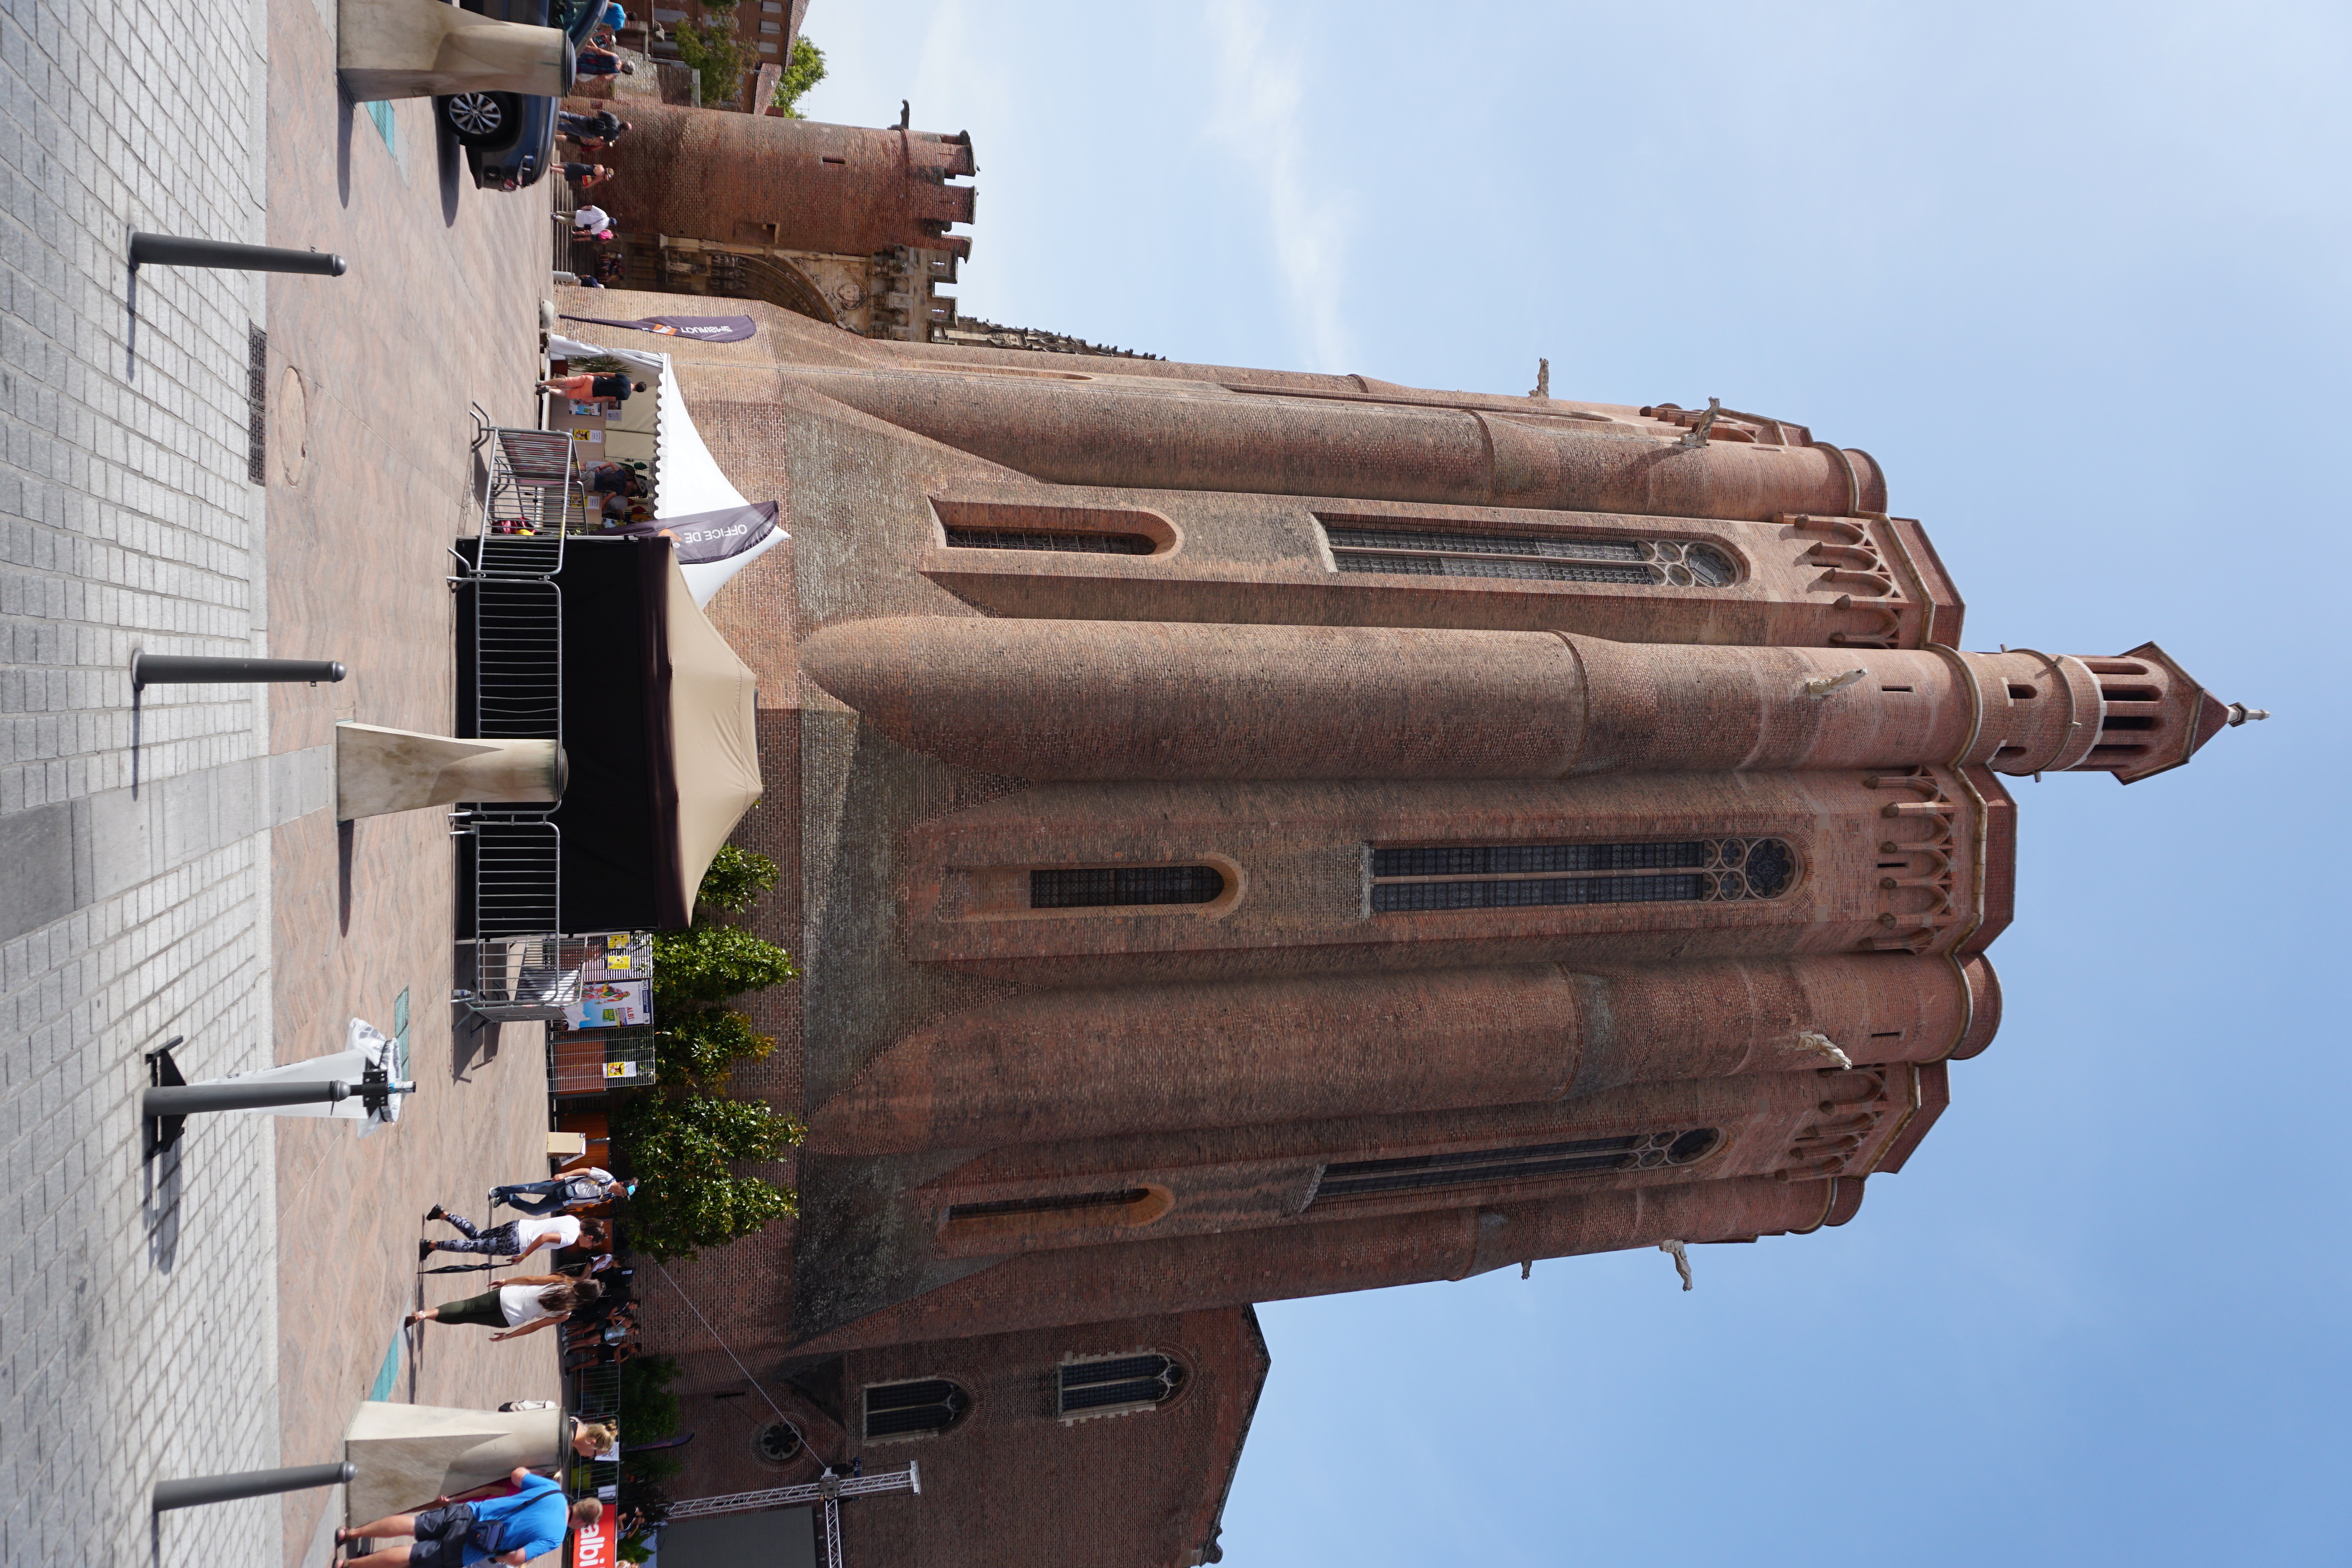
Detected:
[863,1379,971,1439]
[1320,519,1735,587]
[1312,1129,1722,1204]
[944,527,1154,554]
[948,1189,1150,1223]
[1058,1354,1187,1418]
[1031,865,1225,908]
[1368,839,1792,912]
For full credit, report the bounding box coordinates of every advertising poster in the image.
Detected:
[564,979,649,1031]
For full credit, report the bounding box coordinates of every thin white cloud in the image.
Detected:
[1202,0,1357,372]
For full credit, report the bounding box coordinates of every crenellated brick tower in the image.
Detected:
[580,102,974,341]
[621,307,2261,1568]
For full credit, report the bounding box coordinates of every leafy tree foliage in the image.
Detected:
[695,844,779,916]
[652,921,797,1010]
[673,19,749,108]
[660,1006,773,1089]
[610,845,801,1260]
[612,1093,803,1261]
[771,37,826,116]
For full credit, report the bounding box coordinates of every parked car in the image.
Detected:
[436,0,603,191]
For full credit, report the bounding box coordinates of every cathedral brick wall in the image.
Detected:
[566,294,2246,1558]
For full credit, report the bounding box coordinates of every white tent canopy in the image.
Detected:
[548,336,789,607]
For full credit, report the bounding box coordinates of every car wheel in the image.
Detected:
[442,92,507,145]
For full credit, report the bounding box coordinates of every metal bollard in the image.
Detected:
[131,653,347,690]
[129,233,348,276]
[143,1080,353,1116]
[154,1461,355,1512]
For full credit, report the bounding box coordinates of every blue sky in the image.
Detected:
[796,5,2350,1561]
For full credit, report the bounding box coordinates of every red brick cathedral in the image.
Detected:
[639,304,2254,1566]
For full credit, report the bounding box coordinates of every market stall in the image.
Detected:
[546,334,787,607]
[455,534,761,934]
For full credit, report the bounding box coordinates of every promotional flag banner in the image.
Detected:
[560,312,759,342]
[619,502,780,566]
[571,1507,616,1568]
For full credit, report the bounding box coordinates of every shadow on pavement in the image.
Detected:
[438,123,465,226]
[337,86,356,206]
[143,1138,182,1273]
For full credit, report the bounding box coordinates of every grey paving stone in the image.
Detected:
[0,0,282,1553]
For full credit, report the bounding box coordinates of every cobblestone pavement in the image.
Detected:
[260,0,566,1559]
[0,0,566,1557]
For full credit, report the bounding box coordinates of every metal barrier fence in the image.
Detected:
[452,417,580,1021]
[550,1026,659,1095]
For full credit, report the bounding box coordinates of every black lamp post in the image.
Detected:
[153,1462,355,1512]
[130,653,346,690]
[129,233,348,276]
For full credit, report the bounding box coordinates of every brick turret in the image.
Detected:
[593,102,975,258]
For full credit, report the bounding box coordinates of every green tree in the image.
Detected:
[620,1353,684,1439]
[614,845,800,1259]
[652,921,797,1010]
[673,19,749,108]
[660,1005,773,1089]
[696,844,779,915]
[612,1092,803,1261]
[771,36,826,117]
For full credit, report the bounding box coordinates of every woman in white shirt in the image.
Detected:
[405,1276,602,1341]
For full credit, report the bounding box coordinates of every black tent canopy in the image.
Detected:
[460,536,761,933]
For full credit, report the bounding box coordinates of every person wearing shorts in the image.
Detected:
[338,1497,477,1565]
[537,372,643,409]
[338,1467,602,1566]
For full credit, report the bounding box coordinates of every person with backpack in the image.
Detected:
[336,1465,602,1565]
[487,1165,630,1216]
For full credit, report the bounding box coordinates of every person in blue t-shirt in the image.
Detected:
[337,1467,602,1565]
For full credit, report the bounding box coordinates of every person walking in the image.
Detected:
[574,42,632,77]
[489,1165,629,1216]
[336,1466,600,1566]
[562,162,613,190]
[420,1208,608,1264]
[569,203,611,235]
[406,1276,601,1340]
[558,110,630,150]
[538,372,643,411]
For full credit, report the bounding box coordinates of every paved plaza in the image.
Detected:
[0,0,574,1559]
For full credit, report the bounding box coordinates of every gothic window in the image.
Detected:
[753,1422,803,1463]
[1368,838,1793,912]
[1319,520,1736,587]
[942,1186,1174,1242]
[1031,865,1226,908]
[863,1379,971,1440]
[943,527,1155,554]
[1312,1129,1722,1204]
[1058,1354,1188,1419]
[948,1188,1151,1223]
[933,497,1172,554]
